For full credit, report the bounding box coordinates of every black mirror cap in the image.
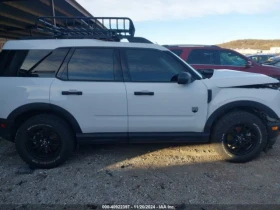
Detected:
[178,72,192,85]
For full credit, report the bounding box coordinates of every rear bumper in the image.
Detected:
[0,118,11,141]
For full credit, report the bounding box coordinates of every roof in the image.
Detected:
[0,0,102,39]
[3,39,167,51]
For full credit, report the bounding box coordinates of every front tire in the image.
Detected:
[211,111,267,163]
[15,114,75,169]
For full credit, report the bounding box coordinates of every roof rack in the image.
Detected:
[36,16,134,40]
[29,16,142,42]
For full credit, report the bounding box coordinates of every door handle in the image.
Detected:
[62,91,83,95]
[134,91,154,96]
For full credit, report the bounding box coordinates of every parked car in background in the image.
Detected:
[247,54,275,64]
[164,45,280,79]
[263,56,280,68]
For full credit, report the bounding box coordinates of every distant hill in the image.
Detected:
[218,39,280,50]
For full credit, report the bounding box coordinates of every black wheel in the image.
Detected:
[15,114,75,169]
[211,111,267,163]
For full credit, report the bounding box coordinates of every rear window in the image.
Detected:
[0,50,27,76]
[0,50,7,70]
[0,50,16,75]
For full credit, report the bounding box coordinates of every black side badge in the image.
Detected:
[192,107,199,113]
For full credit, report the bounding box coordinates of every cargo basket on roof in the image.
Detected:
[28,16,151,43]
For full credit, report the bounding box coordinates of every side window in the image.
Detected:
[187,49,218,65]
[275,62,280,67]
[20,50,51,71]
[125,49,187,82]
[220,50,247,66]
[68,48,115,81]
[259,56,269,63]
[19,48,69,77]
[249,56,258,62]
[170,49,183,56]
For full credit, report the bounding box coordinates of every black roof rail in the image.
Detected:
[163,44,220,48]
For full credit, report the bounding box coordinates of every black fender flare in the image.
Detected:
[7,103,82,133]
[204,100,279,133]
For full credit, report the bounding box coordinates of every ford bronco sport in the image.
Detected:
[0,17,280,168]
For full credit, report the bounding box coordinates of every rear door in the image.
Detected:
[50,48,128,136]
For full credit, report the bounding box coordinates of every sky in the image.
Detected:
[76,0,280,45]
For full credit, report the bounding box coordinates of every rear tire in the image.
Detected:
[211,111,267,163]
[15,114,75,169]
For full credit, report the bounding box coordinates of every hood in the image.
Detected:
[205,69,279,88]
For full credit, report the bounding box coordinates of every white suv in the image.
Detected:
[0,17,279,168]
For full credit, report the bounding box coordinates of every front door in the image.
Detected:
[121,48,208,136]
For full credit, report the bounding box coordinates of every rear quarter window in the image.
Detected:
[0,48,69,77]
[19,48,69,77]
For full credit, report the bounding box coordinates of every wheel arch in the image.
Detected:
[204,100,279,133]
[7,103,82,141]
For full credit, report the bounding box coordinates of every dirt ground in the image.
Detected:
[0,137,280,209]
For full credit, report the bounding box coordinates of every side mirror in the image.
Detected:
[177,72,192,85]
[246,60,253,68]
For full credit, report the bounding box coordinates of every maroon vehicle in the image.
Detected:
[164,45,280,79]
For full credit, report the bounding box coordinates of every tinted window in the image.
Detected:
[249,56,258,62]
[0,50,28,77]
[19,49,69,77]
[275,62,280,67]
[187,49,218,65]
[0,50,13,75]
[20,50,51,71]
[220,50,247,66]
[170,49,183,56]
[125,49,187,82]
[68,48,115,81]
[259,55,270,63]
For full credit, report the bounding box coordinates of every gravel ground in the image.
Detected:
[0,137,280,209]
